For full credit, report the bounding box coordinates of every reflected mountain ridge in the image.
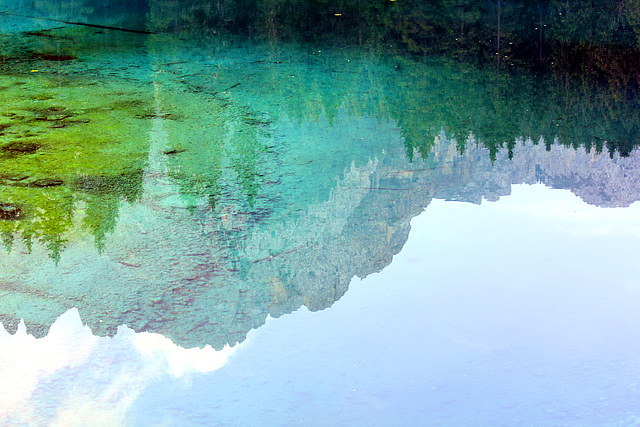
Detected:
[2,125,638,348]
[1,5,640,348]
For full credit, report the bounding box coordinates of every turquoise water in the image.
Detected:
[1,5,640,426]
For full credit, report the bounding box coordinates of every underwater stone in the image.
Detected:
[163,148,188,155]
[50,119,90,129]
[32,53,78,61]
[3,175,29,182]
[0,203,24,220]
[31,106,74,122]
[32,178,64,187]
[1,141,41,154]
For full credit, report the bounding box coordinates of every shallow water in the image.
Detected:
[1,5,640,426]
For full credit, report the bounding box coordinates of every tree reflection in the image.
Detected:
[1,18,639,260]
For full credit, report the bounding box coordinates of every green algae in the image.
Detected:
[0,28,276,259]
[153,82,270,212]
[0,72,154,258]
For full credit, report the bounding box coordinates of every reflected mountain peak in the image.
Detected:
[3,124,638,349]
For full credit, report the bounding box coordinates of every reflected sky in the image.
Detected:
[3,184,640,426]
[0,308,239,425]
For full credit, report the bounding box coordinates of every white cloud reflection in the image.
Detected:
[0,308,238,426]
[485,184,640,238]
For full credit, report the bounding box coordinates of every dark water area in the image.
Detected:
[1,1,640,426]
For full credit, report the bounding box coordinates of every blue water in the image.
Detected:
[1,5,640,426]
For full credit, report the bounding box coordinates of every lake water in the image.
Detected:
[1,3,640,426]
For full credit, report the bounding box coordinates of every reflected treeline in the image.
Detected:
[1,23,639,262]
[170,38,638,160]
[145,1,640,68]
[389,57,640,160]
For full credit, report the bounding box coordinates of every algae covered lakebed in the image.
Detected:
[0,26,283,260]
[0,69,156,257]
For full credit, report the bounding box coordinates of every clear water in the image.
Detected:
[1,5,640,426]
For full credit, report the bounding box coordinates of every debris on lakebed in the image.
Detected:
[0,202,24,220]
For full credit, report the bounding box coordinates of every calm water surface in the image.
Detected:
[1,6,640,427]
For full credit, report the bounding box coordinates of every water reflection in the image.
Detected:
[1,3,640,424]
[1,8,640,350]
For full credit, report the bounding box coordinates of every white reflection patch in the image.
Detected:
[485,184,640,237]
[132,332,238,377]
[0,308,239,426]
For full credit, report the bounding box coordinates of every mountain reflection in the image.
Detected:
[2,122,639,349]
[1,5,640,349]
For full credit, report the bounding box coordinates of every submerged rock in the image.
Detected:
[163,148,188,155]
[32,53,78,61]
[32,178,64,187]
[0,203,24,220]
[1,141,41,154]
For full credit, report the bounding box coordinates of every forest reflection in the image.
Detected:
[0,13,639,259]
